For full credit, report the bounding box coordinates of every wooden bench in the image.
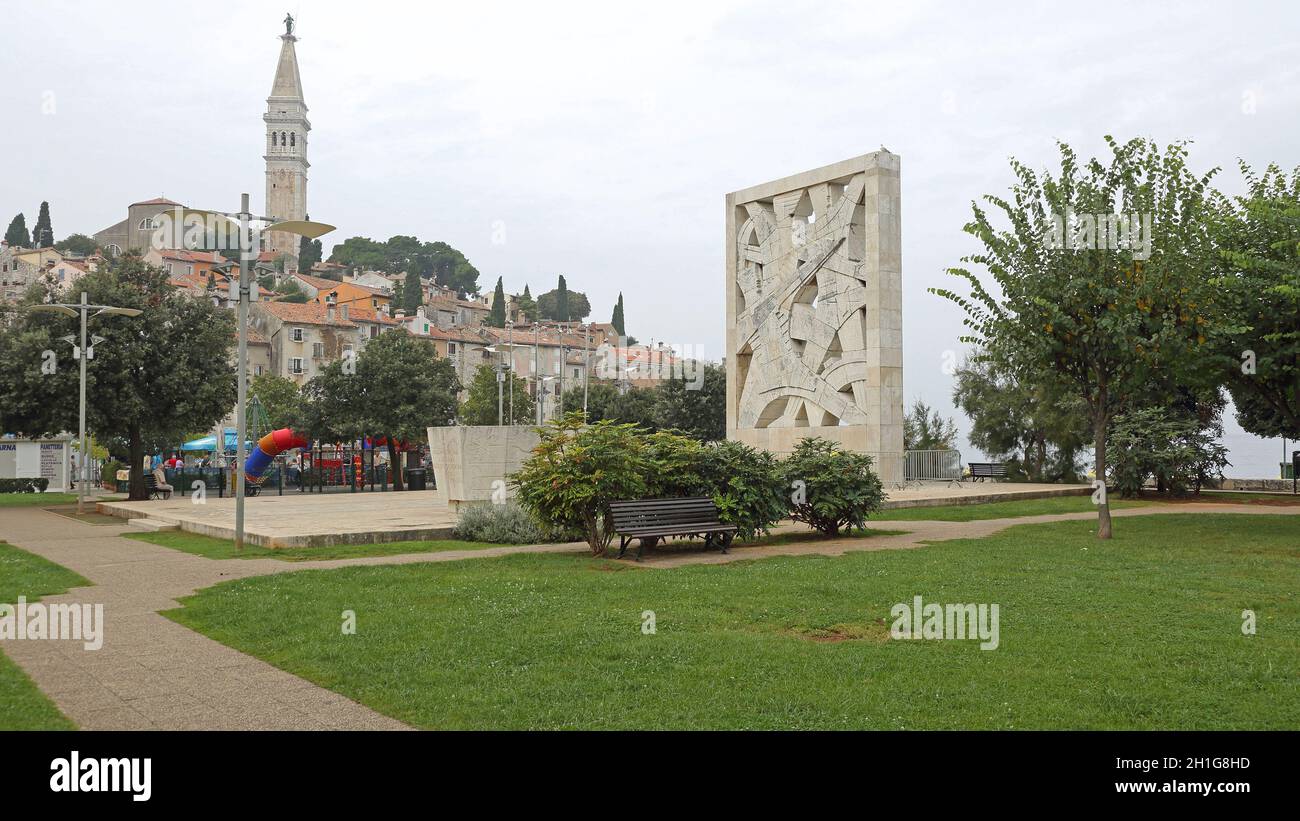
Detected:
[145,474,172,500]
[609,497,737,561]
[968,462,1007,482]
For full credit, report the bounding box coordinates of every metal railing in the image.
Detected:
[905,449,963,482]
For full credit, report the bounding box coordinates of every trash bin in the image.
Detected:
[405,468,427,491]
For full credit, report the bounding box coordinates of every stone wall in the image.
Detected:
[426,425,540,511]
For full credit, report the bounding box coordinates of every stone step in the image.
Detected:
[125,518,179,532]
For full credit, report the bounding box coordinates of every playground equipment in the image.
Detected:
[244,428,310,484]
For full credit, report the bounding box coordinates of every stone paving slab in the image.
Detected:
[98,489,459,548]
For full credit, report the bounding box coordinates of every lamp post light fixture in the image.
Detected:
[28,292,143,515]
[178,195,333,550]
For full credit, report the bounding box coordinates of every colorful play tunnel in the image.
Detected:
[243,428,310,482]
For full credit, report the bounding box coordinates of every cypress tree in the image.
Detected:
[32,201,53,248]
[488,277,506,327]
[611,292,625,336]
[4,213,30,248]
[556,275,570,322]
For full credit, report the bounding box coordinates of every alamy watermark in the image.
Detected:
[0,597,103,650]
[890,595,1000,650]
[1045,208,1152,261]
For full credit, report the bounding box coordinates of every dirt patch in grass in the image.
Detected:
[790,619,891,643]
[1141,492,1300,507]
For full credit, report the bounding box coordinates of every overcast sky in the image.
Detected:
[4,0,1297,472]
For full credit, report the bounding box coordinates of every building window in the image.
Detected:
[270,133,277,147]
[290,358,304,374]
[312,342,324,358]
[448,342,457,355]
[137,218,154,229]
[281,131,287,146]
[255,365,264,376]
[290,132,296,147]
[369,326,378,339]
[290,328,304,342]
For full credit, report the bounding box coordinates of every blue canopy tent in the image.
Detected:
[180,428,251,453]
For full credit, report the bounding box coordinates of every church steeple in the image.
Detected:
[263,13,310,268]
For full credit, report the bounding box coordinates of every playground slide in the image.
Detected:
[243,428,310,482]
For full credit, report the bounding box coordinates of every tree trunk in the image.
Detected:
[127,425,146,501]
[1093,406,1112,539]
[388,439,403,491]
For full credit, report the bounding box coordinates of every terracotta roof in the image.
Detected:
[131,197,181,207]
[294,273,390,297]
[257,301,358,328]
[346,305,398,325]
[159,249,228,264]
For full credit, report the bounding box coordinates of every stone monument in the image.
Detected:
[725,152,904,483]
[426,425,540,511]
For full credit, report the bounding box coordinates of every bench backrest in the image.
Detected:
[145,474,158,488]
[609,497,722,531]
[970,463,1007,476]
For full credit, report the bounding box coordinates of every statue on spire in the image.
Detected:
[283,13,295,37]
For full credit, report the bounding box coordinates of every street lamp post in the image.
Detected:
[29,293,142,515]
[184,197,333,550]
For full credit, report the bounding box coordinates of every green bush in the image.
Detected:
[1109,408,1230,498]
[781,437,884,536]
[697,440,787,540]
[511,412,652,555]
[100,460,124,488]
[0,477,50,494]
[453,501,579,544]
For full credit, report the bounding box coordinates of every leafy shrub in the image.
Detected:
[453,501,578,544]
[101,460,124,489]
[780,437,884,536]
[511,412,652,555]
[696,440,787,540]
[1109,408,1230,498]
[642,430,708,498]
[0,477,50,493]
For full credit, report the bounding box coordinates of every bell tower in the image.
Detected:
[263,13,309,269]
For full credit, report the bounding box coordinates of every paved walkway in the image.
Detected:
[1,502,1295,729]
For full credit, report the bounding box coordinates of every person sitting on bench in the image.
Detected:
[151,466,174,497]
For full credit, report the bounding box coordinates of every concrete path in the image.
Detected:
[1,501,1295,729]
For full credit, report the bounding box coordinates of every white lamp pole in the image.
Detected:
[29,294,142,515]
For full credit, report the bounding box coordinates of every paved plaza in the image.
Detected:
[97,482,1092,547]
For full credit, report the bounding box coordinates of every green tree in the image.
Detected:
[953,356,1087,482]
[611,292,626,336]
[487,277,506,328]
[932,137,1220,538]
[328,236,387,273]
[54,233,98,256]
[537,284,591,322]
[902,398,959,451]
[298,331,458,490]
[297,234,322,272]
[424,241,480,295]
[5,213,30,248]
[403,269,422,314]
[31,202,53,248]
[514,284,536,322]
[562,381,661,430]
[250,373,302,430]
[0,254,237,500]
[655,362,726,440]
[1212,161,1300,439]
[458,363,534,425]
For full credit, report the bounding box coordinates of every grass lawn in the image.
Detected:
[0,492,79,507]
[0,542,90,730]
[124,530,503,561]
[164,512,1300,729]
[873,494,1149,521]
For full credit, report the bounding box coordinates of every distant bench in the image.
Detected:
[968,462,1007,482]
[609,497,737,561]
[144,474,172,500]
